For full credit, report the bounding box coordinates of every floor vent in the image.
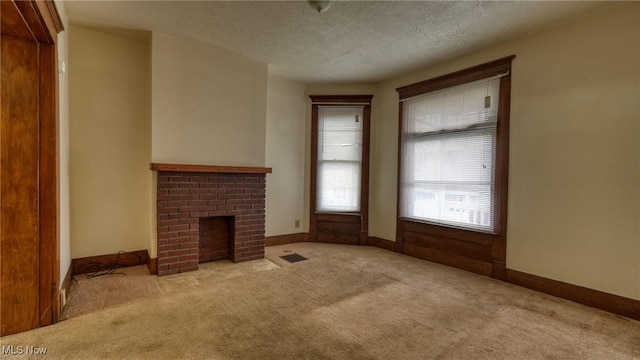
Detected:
[280,253,308,263]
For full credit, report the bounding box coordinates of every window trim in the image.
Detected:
[396,56,514,279]
[309,95,372,244]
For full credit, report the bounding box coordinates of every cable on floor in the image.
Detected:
[85,250,142,279]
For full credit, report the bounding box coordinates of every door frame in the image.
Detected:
[1,0,63,335]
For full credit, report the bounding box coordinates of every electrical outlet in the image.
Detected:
[295,220,300,228]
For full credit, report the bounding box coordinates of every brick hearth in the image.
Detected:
[153,164,271,276]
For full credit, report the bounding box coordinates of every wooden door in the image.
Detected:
[0,0,63,336]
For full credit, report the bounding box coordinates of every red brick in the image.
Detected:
[238,220,259,226]
[158,231,180,239]
[169,176,190,182]
[158,194,179,201]
[160,235,190,244]
[178,194,200,201]
[190,188,209,194]
[169,261,189,270]
[169,224,189,232]
[179,265,199,273]
[155,171,266,275]
[169,189,190,195]
[179,242,199,249]
[158,182,180,189]
[169,249,190,257]
[198,206,217,212]
[180,254,199,261]
[160,256,179,265]
[189,176,207,183]
[198,182,214,189]
[169,212,189,219]
[180,218,199,225]
[158,219,180,227]
[158,206,179,214]
[167,200,188,207]
[158,246,179,254]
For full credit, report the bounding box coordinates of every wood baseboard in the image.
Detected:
[367,236,402,253]
[506,269,640,321]
[367,236,640,321]
[148,258,158,275]
[265,233,309,246]
[71,250,150,276]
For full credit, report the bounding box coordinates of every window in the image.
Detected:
[309,95,372,245]
[316,106,363,212]
[397,56,513,235]
[401,76,500,232]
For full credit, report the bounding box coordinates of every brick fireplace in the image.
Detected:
[152,163,272,276]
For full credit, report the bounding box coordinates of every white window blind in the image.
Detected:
[401,76,501,231]
[317,106,363,212]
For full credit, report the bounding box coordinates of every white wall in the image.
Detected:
[370,3,640,299]
[69,25,152,258]
[151,33,268,167]
[265,72,307,236]
[55,0,71,283]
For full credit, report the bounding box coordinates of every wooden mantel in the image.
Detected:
[150,163,272,174]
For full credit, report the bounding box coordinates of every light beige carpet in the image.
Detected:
[61,258,279,320]
[1,243,639,359]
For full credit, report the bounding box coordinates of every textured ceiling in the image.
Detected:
[64,1,613,84]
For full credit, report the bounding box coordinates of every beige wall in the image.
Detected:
[151,33,268,167]
[369,3,640,299]
[265,72,307,236]
[69,25,152,258]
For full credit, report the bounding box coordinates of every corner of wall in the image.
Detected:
[55,0,72,288]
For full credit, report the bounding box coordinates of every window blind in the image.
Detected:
[401,76,501,231]
[317,106,363,212]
